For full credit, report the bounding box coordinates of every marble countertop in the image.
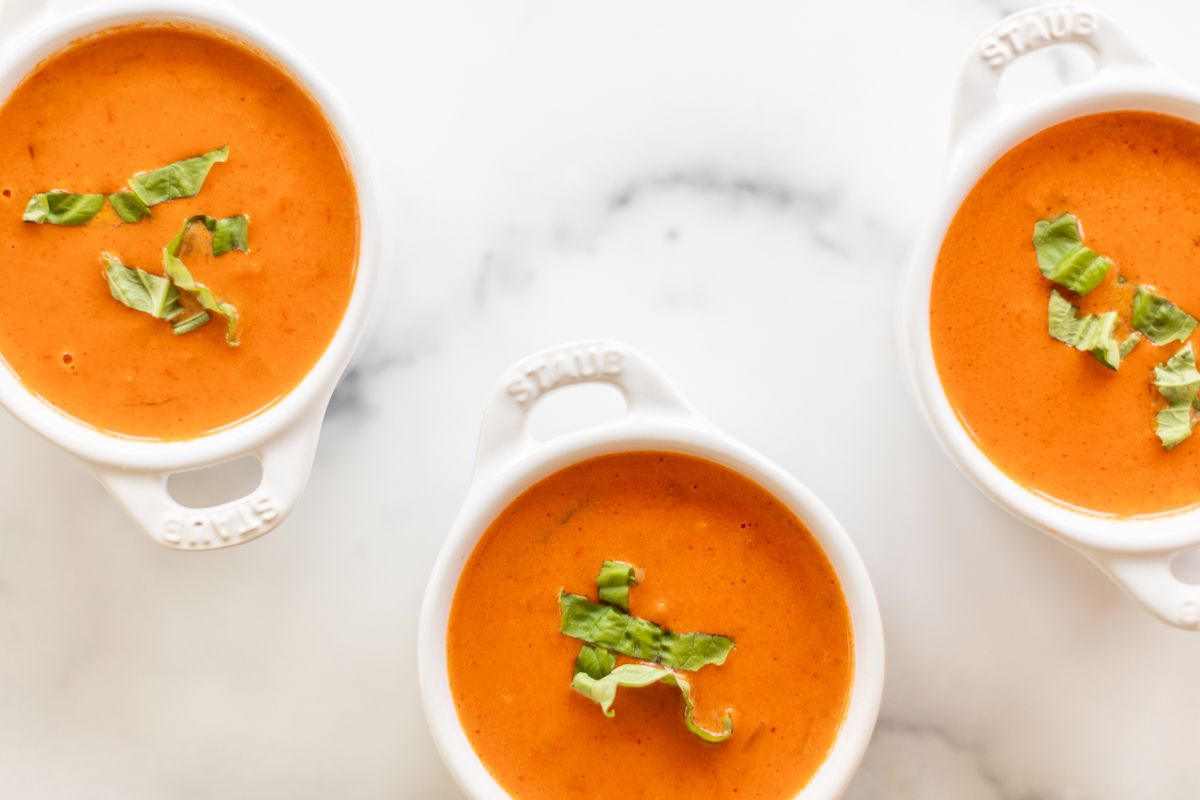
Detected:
[4,0,1200,797]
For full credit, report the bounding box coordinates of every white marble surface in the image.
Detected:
[4,0,1200,797]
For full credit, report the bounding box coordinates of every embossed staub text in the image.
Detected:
[506,344,623,406]
[161,492,280,548]
[979,7,1096,68]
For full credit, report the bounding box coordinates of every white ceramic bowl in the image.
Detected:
[904,2,1200,628]
[418,339,884,800]
[0,0,379,550]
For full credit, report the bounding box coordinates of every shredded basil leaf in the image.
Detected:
[207,214,250,256]
[660,632,737,671]
[574,645,616,680]
[101,252,182,321]
[597,560,637,610]
[559,592,733,670]
[172,311,211,336]
[107,192,152,223]
[1033,214,1112,295]
[570,663,733,743]
[128,146,229,207]
[1119,333,1142,359]
[1153,343,1200,406]
[1047,289,1123,370]
[1154,343,1200,450]
[1156,406,1194,450]
[163,215,245,346]
[1131,286,1198,346]
[23,192,104,225]
[559,592,661,661]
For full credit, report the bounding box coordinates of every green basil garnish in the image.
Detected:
[1033,214,1112,295]
[559,592,733,670]
[571,663,733,743]
[206,214,249,257]
[162,215,247,346]
[560,592,662,661]
[101,252,182,321]
[1131,286,1197,346]
[596,560,637,610]
[659,632,739,672]
[107,192,152,223]
[574,645,617,681]
[23,192,104,226]
[172,311,212,336]
[1154,343,1200,450]
[23,146,230,225]
[128,146,229,207]
[1120,333,1143,359]
[1048,289,1123,370]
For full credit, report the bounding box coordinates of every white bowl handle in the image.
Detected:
[90,408,325,551]
[1083,548,1200,629]
[951,3,1158,151]
[473,339,701,479]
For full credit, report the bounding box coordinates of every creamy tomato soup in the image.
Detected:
[447,451,854,799]
[0,23,358,439]
[931,112,1200,517]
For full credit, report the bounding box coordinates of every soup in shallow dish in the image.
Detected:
[931,110,1200,517]
[450,450,853,798]
[0,2,377,549]
[0,21,358,440]
[906,2,1200,627]
[420,340,883,800]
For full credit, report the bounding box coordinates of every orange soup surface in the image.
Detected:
[447,451,854,800]
[932,112,1200,517]
[0,23,358,439]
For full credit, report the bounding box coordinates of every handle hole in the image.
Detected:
[167,455,263,509]
[1170,546,1200,586]
[996,43,1097,105]
[526,381,628,443]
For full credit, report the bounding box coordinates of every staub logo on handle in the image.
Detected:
[506,344,624,406]
[979,7,1097,68]
[161,492,280,548]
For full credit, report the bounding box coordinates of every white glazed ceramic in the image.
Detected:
[0,0,379,550]
[905,2,1200,628]
[418,339,884,800]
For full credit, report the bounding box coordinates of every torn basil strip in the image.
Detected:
[1120,333,1142,359]
[107,192,152,223]
[559,593,662,661]
[1032,214,1113,295]
[1047,290,1123,370]
[23,192,104,225]
[559,593,733,670]
[1154,343,1200,450]
[128,146,230,207]
[659,632,736,671]
[597,561,637,610]
[162,215,246,346]
[1132,286,1198,346]
[102,253,182,321]
[171,213,250,256]
[573,645,616,681]
[1153,343,1200,405]
[1156,406,1194,450]
[172,311,211,336]
[206,214,249,256]
[570,663,733,744]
